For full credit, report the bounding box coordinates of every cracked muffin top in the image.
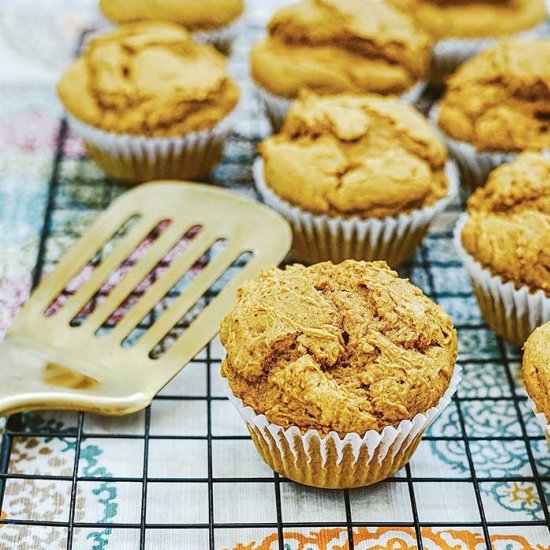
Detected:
[523,321,550,422]
[259,91,450,218]
[57,22,239,136]
[220,261,458,435]
[388,0,546,39]
[250,0,432,98]
[462,153,550,295]
[100,0,244,31]
[437,40,550,152]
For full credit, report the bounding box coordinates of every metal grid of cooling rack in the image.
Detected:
[1,11,550,550]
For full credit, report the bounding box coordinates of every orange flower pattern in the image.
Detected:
[227,528,550,550]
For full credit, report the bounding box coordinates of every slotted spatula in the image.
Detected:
[0,182,291,417]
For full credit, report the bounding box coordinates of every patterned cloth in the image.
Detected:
[1,2,550,549]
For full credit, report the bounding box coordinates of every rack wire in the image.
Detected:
[1,13,550,550]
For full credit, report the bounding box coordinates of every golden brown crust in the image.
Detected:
[388,0,546,39]
[57,22,239,136]
[523,321,550,421]
[220,261,458,436]
[250,0,432,98]
[438,40,550,152]
[462,153,550,295]
[259,92,449,218]
[99,0,244,30]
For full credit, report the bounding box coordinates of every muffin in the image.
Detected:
[523,321,550,444]
[250,0,432,130]
[221,260,460,489]
[254,91,458,266]
[99,0,245,53]
[436,40,550,191]
[389,0,547,81]
[57,22,239,183]
[454,153,550,346]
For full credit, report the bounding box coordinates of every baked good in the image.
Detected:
[250,0,432,128]
[261,92,449,218]
[438,40,550,152]
[57,22,239,181]
[58,22,238,136]
[523,320,550,441]
[255,91,456,265]
[436,40,550,190]
[389,0,547,39]
[99,0,245,52]
[221,260,459,487]
[462,153,550,294]
[455,153,550,345]
[251,0,431,97]
[222,260,458,434]
[100,0,244,30]
[524,321,550,417]
[389,0,547,84]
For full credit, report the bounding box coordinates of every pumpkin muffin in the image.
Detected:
[250,0,432,129]
[58,22,239,182]
[436,40,550,190]
[390,0,547,40]
[100,0,245,53]
[221,260,459,488]
[388,0,547,82]
[455,153,550,345]
[523,321,550,443]
[254,91,457,266]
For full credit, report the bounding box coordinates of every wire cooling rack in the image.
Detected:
[1,11,550,550]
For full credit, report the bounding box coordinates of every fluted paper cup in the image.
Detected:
[254,157,458,267]
[256,81,427,132]
[193,16,243,54]
[67,113,235,183]
[430,20,549,84]
[224,367,460,489]
[454,214,550,346]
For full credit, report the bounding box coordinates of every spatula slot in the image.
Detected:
[94,226,211,338]
[119,238,229,348]
[66,219,177,327]
[44,214,142,317]
[148,251,253,359]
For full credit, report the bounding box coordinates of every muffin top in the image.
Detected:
[438,40,550,152]
[250,0,432,98]
[100,0,244,30]
[462,153,550,295]
[388,0,547,39]
[57,22,239,136]
[221,261,458,435]
[259,92,449,218]
[523,321,550,422]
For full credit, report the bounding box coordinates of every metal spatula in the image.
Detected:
[0,182,291,417]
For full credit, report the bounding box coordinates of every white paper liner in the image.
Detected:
[256,81,426,132]
[454,214,550,344]
[67,112,235,183]
[253,157,459,266]
[430,20,549,82]
[193,16,243,53]
[224,366,461,487]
